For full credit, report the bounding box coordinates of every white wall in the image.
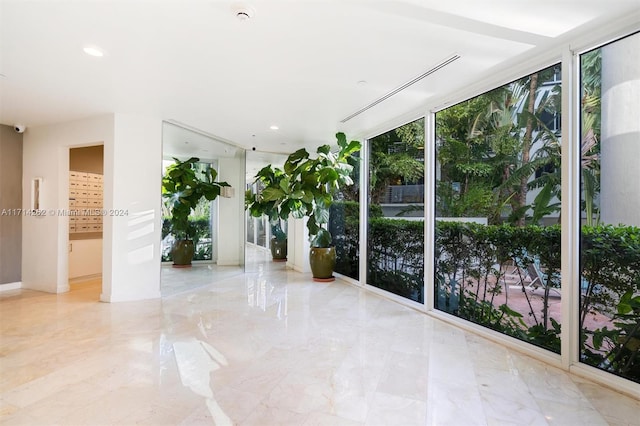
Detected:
[69,239,102,279]
[22,114,163,301]
[216,152,245,266]
[22,115,114,293]
[101,114,162,302]
[286,217,311,273]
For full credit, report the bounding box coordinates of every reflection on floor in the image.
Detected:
[1,254,639,425]
[161,244,271,297]
[161,264,245,298]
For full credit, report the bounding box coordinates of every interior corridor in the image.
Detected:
[1,256,639,425]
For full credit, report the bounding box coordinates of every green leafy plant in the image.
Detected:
[368,217,424,302]
[245,165,288,241]
[328,201,382,280]
[435,65,562,226]
[435,221,562,352]
[278,133,361,247]
[162,157,229,240]
[161,217,211,261]
[582,291,640,382]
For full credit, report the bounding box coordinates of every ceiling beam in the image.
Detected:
[365,2,551,46]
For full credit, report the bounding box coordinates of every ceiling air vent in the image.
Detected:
[340,54,460,123]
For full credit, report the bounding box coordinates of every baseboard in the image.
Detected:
[69,274,102,284]
[0,282,22,292]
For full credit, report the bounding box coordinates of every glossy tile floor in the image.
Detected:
[1,252,639,425]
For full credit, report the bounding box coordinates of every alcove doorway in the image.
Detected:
[68,145,104,299]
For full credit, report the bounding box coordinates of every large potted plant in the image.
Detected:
[162,157,229,267]
[282,132,361,281]
[245,165,288,261]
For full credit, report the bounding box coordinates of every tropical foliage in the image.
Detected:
[245,165,288,241]
[244,133,360,249]
[162,157,229,240]
[161,216,211,261]
[580,49,602,226]
[436,64,561,225]
[369,119,425,204]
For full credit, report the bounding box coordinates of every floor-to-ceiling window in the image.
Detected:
[434,64,563,353]
[329,152,360,280]
[367,118,425,303]
[579,32,640,384]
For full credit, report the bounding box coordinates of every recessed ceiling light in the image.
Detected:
[270,125,279,130]
[357,80,367,85]
[83,46,105,57]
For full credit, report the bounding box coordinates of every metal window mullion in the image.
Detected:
[560,46,580,369]
[424,111,436,312]
[359,138,369,286]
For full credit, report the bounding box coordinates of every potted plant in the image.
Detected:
[282,132,361,281]
[245,165,288,261]
[162,157,229,267]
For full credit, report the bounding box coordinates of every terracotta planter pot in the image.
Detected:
[172,239,194,267]
[309,246,336,281]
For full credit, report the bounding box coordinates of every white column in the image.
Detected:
[217,151,245,266]
[100,114,162,302]
[286,217,311,273]
[600,33,640,226]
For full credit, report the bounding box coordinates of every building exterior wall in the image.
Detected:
[600,34,640,227]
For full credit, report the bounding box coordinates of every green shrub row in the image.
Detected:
[329,201,424,301]
[436,221,563,352]
[437,221,640,382]
[369,218,425,302]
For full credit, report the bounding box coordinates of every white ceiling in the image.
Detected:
[1,0,638,157]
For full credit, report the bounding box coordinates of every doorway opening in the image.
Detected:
[68,145,104,298]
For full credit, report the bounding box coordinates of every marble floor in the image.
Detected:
[1,258,639,425]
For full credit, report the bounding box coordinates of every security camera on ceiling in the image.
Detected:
[14,124,25,133]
